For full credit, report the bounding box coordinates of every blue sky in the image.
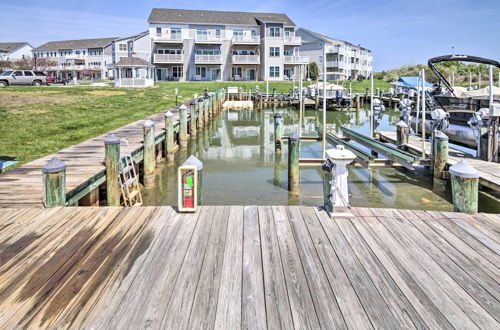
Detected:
[1,0,498,70]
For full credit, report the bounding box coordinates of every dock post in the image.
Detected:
[143,119,156,186]
[211,93,216,117]
[355,94,360,110]
[288,133,300,194]
[449,160,479,214]
[322,160,333,210]
[164,111,175,164]
[274,112,283,152]
[396,120,409,148]
[43,158,66,207]
[204,96,209,123]
[197,98,204,131]
[179,104,189,150]
[433,131,448,179]
[104,134,121,206]
[189,100,197,139]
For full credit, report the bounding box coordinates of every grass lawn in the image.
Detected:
[0,79,388,168]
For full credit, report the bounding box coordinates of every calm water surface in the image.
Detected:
[142,106,499,212]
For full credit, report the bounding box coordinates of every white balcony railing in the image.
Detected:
[195,35,222,43]
[284,35,301,44]
[232,55,260,64]
[153,34,183,42]
[283,55,309,64]
[232,35,260,44]
[154,54,183,63]
[195,54,223,63]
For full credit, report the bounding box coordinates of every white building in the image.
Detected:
[148,8,309,82]
[0,42,33,61]
[297,28,373,81]
[112,31,151,65]
[32,37,118,80]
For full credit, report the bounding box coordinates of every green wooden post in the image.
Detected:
[396,120,409,148]
[210,93,215,118]
[164,111,175,164]
[197,98,204,131]
[433,131,448,179]
[449,160,479,214]
[322,160,333,210]
[272,88,277,98]
[288,133,300,194]
[189,100,197,139]
[274,112,283,153]
[179,104,188,150]
[143,119,156,186]
[43,157,66,207]
[355,94,360,110]
[104,134,121,206]
[204,96,209,123]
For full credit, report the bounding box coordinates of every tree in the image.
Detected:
[9,56,56,71]
[307,62,319,80]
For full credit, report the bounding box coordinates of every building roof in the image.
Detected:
[114,57,152,67]
[0,42,31,53]
[32,37,118,51]
[115,31,149,43]
[148,8,295,26]
[298,28,371,52]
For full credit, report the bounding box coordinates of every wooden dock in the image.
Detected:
[0,205,498,329]
[380,130,500,192]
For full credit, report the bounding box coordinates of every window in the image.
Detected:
[195,49,220,55]
[13,71,23,76]
[233,30,243,41]
[156,27,162,36]
[196,67,207,78]
[34,71,46,76]
[251,30,257,36]
[269,27,281,37]
[23,71,33,76]
[172,66,183,78]
[269,47,280,57]
[83,51,86,55]
[171,28,181,39]
[232,67,242,77]
[284,49,293,56]
[118,43,127,52]
[215,29,221,38]
[269,66,280,78]
[197,29,208,40]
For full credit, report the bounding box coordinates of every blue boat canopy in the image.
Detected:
[395,76,433,88]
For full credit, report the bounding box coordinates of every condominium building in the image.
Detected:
[148,8,308,82]
[112,31,151,65]
[0,42,33,61]
[297,28,373,81]
[32,37,117,80]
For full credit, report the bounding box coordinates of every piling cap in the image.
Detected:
[104,133,120,145]
[434,130,449,141]
[396,120,408,128]
[179,104,187,111]
[182,155,203,170]
[144,119,155,127]
[326,145,356,161]
[198,97,204,103]
[322,159,333,172]
[274,112,282,119]
[190,100,197,106]
[164,111,173,118]
[449,160,479,179]
[43,157,66,173]
[288,133,299,141]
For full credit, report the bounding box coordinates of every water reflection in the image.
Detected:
[142,105,461,211]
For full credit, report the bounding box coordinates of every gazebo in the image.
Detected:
[114,57,155,88]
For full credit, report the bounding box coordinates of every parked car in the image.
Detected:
[45,74,56,84]
[0,70,48,86]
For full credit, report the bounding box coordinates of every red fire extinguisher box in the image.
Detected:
[177,165,198,212]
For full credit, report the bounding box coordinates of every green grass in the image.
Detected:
[0,80,388,168]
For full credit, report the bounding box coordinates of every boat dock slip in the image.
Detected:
[379,131,500,192]
[0,205,499,329]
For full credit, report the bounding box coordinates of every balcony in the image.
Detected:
[232,55,260,65]
[194,35,223,44]
[153,34,183,43]
[283,55,309,65]
[195,54,223,64]
[232,35,260,44]
[284,35,301,44]
[154,54,183,64]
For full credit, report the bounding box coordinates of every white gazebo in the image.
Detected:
[113,57,155,88]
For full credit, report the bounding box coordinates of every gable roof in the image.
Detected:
[32,37,118,51]
[115,31,149,43]
[114,56,153,67]
[298,28,370,52]
[0,42,31,53]
[148,8,295,26]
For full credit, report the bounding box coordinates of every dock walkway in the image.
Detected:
[380,131,500,191]
[0,205,498,329]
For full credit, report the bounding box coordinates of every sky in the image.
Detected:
[0,0,498,71]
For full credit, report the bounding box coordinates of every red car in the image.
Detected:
[46,75,55,84]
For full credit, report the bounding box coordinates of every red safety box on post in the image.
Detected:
[178,165,198,212]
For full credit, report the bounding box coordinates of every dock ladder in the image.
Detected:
[119,139,143,206]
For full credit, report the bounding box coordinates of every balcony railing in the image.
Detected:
[284,35,301,44]
[283,55,309,64]
[195,54,223,64]
[232,35,260,44]
[153,34,183,42]
[195,35,223,43]
[154,54,183,63]
[232,55,260,64]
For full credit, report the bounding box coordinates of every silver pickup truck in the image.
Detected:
[0,70,48,86]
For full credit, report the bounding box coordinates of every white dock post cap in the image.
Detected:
[104,133,120,145]
[449,160,479,179]
[165,111,173,118]
[326,145,356,162]
[434,131,449,141]
[43,157,67,173]
[144,119,155,127]
[179,104,187,110]
[396,120,408,128]
[183,155,203,170]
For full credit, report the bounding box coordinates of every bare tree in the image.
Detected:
[9,56,57,71]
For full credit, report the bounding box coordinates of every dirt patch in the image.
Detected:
[0,91,88,108]
[86,90,127,96]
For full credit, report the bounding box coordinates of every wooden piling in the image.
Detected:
[396,120,409,148]
[449,160,479,214]
[204,97,209,123]
[189,100,197,139]
[197,98,204,131]
[288,133,300,194]
[274,112,283,152]
[143,119,156,186]
[433,131,448,179]
[355,94,360,110]
[164,111,175,164]
[179,104,189,150]
[322,161,333,210]
[104,134,121,206]
[43,157,66,207]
